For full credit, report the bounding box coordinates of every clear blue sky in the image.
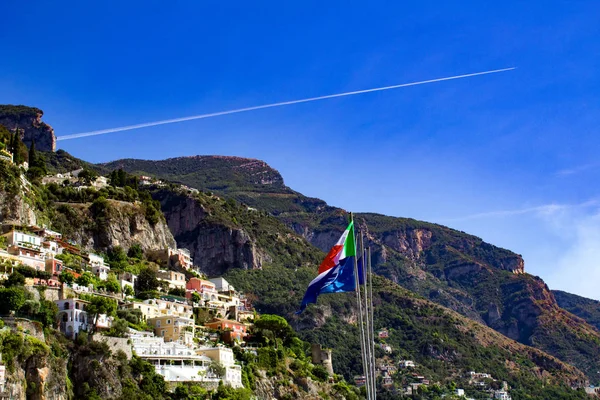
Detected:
[2,1,600,298]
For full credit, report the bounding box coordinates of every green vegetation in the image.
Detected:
[0,104,43,118]
[26,139,48,180]
[226,265,589,399]
[553,290,600,330]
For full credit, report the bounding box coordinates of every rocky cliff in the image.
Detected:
[151,189,269,276]
[0,322,70,400]
[51,199,176,253]
[0,105,56,152]
[0,162,39,226]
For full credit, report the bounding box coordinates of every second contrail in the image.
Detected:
[57,67,515,141]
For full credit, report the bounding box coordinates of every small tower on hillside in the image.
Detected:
[311,343,334,376]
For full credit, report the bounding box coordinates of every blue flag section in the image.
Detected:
[296,256,357,314]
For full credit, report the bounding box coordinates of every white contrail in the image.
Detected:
[57,67,515,141]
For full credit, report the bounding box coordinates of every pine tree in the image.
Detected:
[10,128,17,154]
[29,138,36,166]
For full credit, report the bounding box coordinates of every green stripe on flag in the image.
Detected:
[343,220,356,257]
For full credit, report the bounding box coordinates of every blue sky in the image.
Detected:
[2,1,600,298]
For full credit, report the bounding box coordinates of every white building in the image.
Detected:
[92,176,108,189]
[3,230,42,249]
[196,346,242,388]
[494,390,511,400]
[0,361,5,393]
[209,277,235,293]
[130,334,241,387]
[88,253,108,268]
[399,360,415,368]
[118,272,137,292]
[139,176,153,185]
[55,298,111,339]
[55,299,91,339]
[92,264,111,281]
[455,388,465,396]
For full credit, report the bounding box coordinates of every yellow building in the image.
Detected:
[121,301,161,321]
[148,315,196,346]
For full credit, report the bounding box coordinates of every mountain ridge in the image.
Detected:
[99,154,600,382]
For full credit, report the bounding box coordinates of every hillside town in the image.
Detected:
[0,221,261,389]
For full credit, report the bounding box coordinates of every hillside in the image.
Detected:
[100,155,600,383]
[2,148,599,398]
[554,290,600,331]
[225,265,590,398]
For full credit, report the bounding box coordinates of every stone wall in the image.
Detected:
[92,334,133,359]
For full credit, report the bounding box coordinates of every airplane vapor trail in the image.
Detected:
[57,67,515,141]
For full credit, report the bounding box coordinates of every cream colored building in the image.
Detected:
[157,270,186,290]
[148,315,195,346]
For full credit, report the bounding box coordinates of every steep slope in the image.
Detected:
[0,105,56,152]
[50,199,176,252]
[101,155,600,382]
[0,161,40,226]
[226,265,589,398]
[554,290,600,331]
[150,186,323,276]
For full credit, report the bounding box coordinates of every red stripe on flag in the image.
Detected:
[318,245,343,274]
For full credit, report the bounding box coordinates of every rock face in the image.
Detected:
[54,200,176,253]
[0,105,56,152]
[0,185,38,226]
[1,323,70,400]
[152,190,266,276]
[0,163,38,226]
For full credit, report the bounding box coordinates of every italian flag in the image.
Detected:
[297,220,358,313]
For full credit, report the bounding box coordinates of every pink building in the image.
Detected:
[186,278,217,300]
[45,258,64,276]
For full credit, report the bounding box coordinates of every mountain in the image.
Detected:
[2,148,598,398]
[102,155,600,382]
[554,290,600,331]
[0,105,56,152]
[226,265,589,398]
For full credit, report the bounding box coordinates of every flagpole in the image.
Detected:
[361,235,374,397]
[351,213,371,400]
[368,246,377,399]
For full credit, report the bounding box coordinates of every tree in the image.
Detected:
[105,274,121,293]
[208,361,226,378]
[36,300,58,327]
[191,292,201,305]
[0,287,28,314]
[76,271,95,287]
[59,270,75,285]
[86,296,117,334]
[254,314,295,345]
[107,246,128,269]
[127,243,143,259]
[124,285,134,297]
[78,168,97,185]
[135,267,159,293]
[106,317,129,337]
[9,128,16,154]
[28,138,36,165]
[168,287,186,297]
[5,271,25,287]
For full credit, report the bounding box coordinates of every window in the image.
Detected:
[167,319,171,324]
